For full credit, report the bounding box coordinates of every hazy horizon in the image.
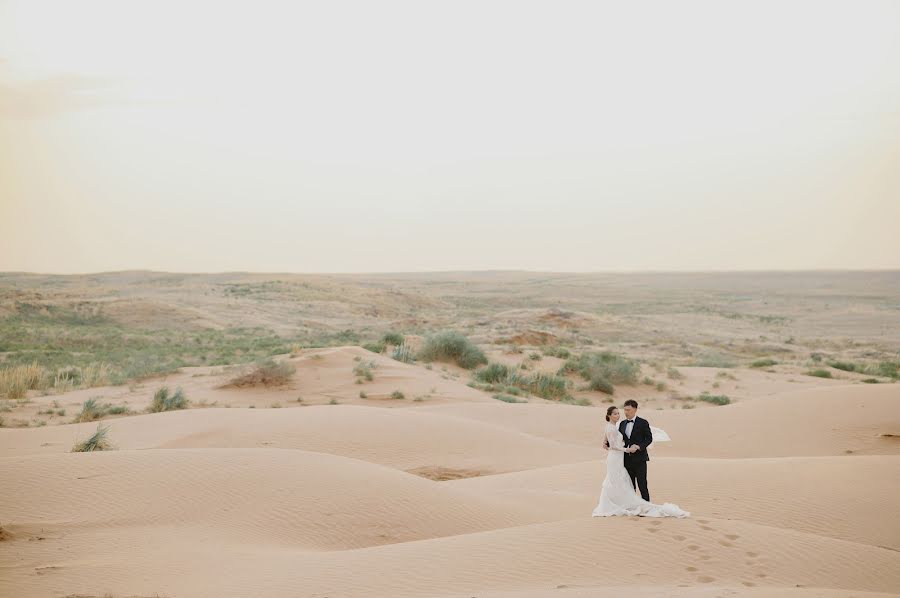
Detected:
[2,0,899,273]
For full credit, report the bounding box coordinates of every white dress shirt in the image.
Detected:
[624,419,635,439]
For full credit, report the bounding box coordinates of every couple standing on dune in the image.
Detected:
[592,399,689,518]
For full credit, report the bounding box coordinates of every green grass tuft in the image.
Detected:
[72,424,113,452]
[148,387,189,412]
[417,331,487,369]
[805,369,832,379]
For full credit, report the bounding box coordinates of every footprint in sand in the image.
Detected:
[700,525,715,531]
[650,520,663,526]
[697,519,710,524]
[699,555,712,561]
[672,535,686,541]
[742,581,757,587]
[647,527,660,533]
[725,534,740,541]
[687,545,700,551]
[718,540,733,547]
[697,575,716,583]
[685,566,699,572]
[746,551,758,557]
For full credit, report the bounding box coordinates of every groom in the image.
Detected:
[619,399,652,501]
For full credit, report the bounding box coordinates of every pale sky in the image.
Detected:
[1,0,899,273]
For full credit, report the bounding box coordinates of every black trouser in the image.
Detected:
[624,458,650,501]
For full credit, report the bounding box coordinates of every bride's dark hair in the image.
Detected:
[605,405,618,422]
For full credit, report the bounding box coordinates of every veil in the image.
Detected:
[648,425,671,448]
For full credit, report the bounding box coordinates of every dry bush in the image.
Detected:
[222,359,296,388]
[0,363,47,399]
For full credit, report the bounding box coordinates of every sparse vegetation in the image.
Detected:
[353,360,376,382]
[148,387,189,412]
[391,342,416,364]
[359,391,367,398]
[224,359,295,388]
[695,393,731,406]
[806,369,833,378]
[382,332,405,346]
[559,352,640,395]
[690,352,737,368]
[528,352,542,361]
[541,346,571,359]
[0,363,46,399]
[72,424,113,452]
[667,367,684,380]
[492,393,526,403]
[751,358,778,368]
[473,363,569,400]
[560,396,592,406]
[418,331,487,369]
[74,398,131,423]
[362,342,385,354]
[655,382,666,392]
[390,390,405,400]
[828,361,857,372]
[474,362,512,384]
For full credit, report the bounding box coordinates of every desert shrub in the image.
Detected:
[655,382,667,392]
[862,378,880,384]
[353,360,376,382]
[587,375,615,395]
[872,361,899,379]
[382,332,405,346]
[751,358,778,368]
[528,352,542,361]
[74,398,103,423]
[390,390,405,400]
[329,398,339,405]
[642,377,655,385]
[492,394,526,403]
[690,352,737,368]
[362,342,385,354]
[527,372,569,400]
[225,359,295,387]
[418,331,487,369]
[391,343,416,364]
[72,424,113,452]
[667,367,684,380]
[696,393,730,406]
[806,369,832,378]
[560,396,592,406]
[560,351,640,395]
[148,387,189,412]
[359,391,367,398]
[542,347,571,359]
[0,363,47,400]
[474,362,511,384]
[828,361,857,373]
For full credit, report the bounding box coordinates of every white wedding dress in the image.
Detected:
[591,423,689,518]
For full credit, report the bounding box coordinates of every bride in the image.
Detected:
[592,405,689,518]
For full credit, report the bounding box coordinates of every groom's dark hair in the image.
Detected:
[624,399,638,408]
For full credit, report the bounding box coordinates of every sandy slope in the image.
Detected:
[420,384,900,456]
[2,373,899,597]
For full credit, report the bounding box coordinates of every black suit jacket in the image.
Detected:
[619,416,652,462]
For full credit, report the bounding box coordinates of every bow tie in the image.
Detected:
[624,420,634,423]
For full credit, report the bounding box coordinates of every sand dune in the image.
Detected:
[3,512,897,598]
[446,456,900,550]
[0,404,598,473]
[421,384,900,457]
[2,343,899,596]
[0,448,546,552]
